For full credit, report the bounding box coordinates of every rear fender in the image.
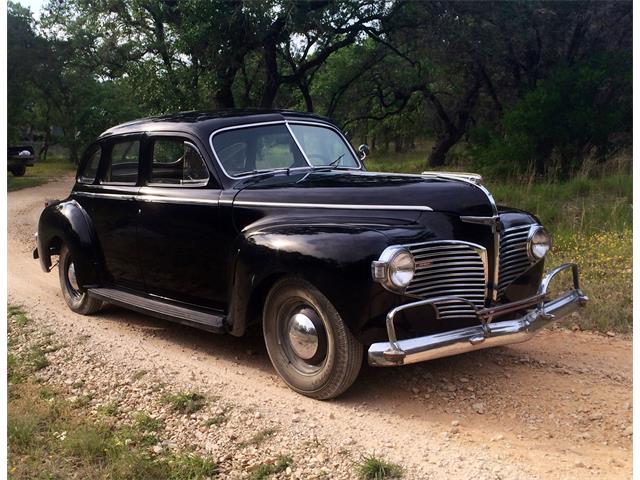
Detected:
[36,199,105,287]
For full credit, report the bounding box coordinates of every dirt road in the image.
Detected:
[7,179,632,479]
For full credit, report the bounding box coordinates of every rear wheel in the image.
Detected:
[263,277,362,400]
[58,245,102,315]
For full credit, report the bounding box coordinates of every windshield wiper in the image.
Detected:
[328,153,345,168]
[235,168,290,178]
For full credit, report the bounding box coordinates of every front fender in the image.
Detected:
[227,223,391,336]
[36,199,105,287]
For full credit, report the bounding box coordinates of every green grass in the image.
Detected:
[356,455,403,479]
[248,455,292,480]
[366,151,632,333]
[7,155,75,192]
[8,306,218,480]
[8,305,29,327]
[161,392,206,414]
[134,412,163,432]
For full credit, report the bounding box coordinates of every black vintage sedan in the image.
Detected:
[34,110,588,399]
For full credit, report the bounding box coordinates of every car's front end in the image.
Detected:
[365,172,589,366]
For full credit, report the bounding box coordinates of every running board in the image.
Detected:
[88,287,226,333]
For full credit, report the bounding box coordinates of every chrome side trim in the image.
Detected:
[73,191,136,201]
[232,200,433,211]
[73,191,220,206]
[369,263,588,367]
[73,191,429,211]
[138,195,219,206]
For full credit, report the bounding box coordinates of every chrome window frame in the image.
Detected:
[146,138,210,188]
[77,145,102,185]
[100,138,142,187]
[208,120,363,180]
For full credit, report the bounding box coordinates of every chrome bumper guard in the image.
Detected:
[368,263,589,367]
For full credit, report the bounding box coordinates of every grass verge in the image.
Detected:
[7,155,75,192]
[8,306,218,480]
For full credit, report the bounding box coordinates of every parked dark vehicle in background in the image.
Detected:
[34,110,589,399]
[8,145,36,176]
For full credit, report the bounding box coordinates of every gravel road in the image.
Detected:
[7,179,632,479]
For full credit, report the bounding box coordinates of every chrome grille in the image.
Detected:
[405,241,487,319]
[498,224,537,297]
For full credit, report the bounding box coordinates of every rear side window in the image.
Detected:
[149,138,209,186]
[103,140,140,184]
[78,147,101,184]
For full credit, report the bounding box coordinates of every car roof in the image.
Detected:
[98,109,337,138]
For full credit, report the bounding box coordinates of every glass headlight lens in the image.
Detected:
[528,226,551,260]
[389,250,415,287]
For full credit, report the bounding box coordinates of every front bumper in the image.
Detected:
[368,263,589,367]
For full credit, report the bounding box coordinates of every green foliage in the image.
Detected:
[356,455,403,479]
[474,56,631,177]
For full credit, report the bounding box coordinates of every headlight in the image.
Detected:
[372,247,415,290]
[528,226,552,260]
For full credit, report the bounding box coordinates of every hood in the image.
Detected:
[232,170,495,217]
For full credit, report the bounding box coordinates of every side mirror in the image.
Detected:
[358,144,370,160]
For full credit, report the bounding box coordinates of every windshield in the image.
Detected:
[211,122,360,177]
[288,124,359,168]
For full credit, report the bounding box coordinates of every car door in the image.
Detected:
[74,135,145,290]
[136,133,228,310]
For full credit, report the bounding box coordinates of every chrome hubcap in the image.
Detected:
[287,311,319,360]
[67,262,80,292]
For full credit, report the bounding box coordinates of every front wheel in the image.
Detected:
[263,277,363,400]
[58,245,102,315]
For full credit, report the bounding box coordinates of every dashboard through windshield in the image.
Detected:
[210,122,360,178]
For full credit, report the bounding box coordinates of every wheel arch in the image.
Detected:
[226,223,390,337]
[36,199,106,287]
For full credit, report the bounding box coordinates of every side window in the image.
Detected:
[78,146,101,184]
[149,138,209,186]
[103,139,140,184]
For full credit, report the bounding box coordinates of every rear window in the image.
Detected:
[103,140,140,184]
[78,147,101,184]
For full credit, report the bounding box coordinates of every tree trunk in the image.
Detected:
[261,42,280,108]
[425,75,481,168]
[429,134,460,167]
[215,82,236,108]
[299,81,314,112]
